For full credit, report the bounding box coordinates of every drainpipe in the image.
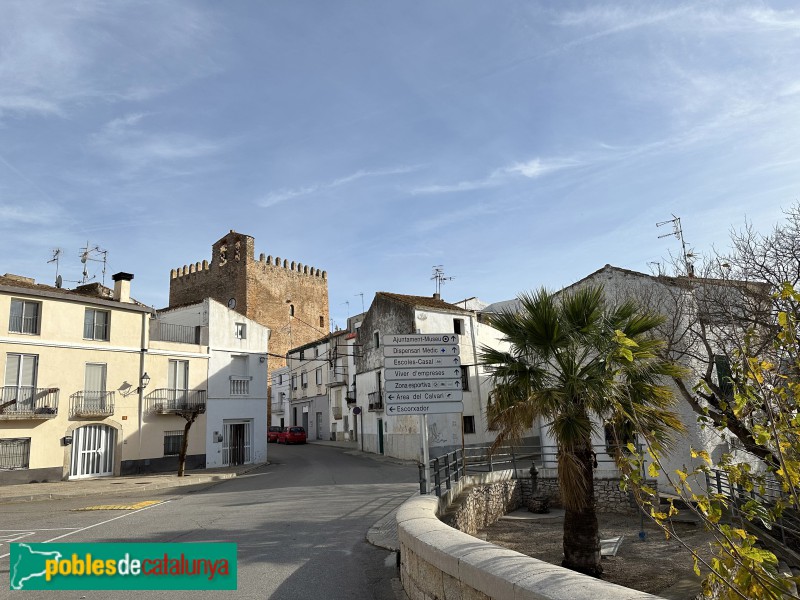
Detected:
[137,312,148,471]
[468,314,481,444]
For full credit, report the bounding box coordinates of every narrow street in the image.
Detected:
[0,443,418,599]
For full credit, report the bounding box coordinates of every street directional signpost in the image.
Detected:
[383,333,459,345]
[385,390,463,402]
[385,379,463,392]
[386,402,464,416]
[381,333,465,494]
[384,356,461,368]
[383,333,464,415]
[384,367,462,380]
[383,344,459,358]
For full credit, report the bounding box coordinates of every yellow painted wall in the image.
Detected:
[1,290,210,478]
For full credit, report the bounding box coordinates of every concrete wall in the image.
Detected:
[397,492,665,600]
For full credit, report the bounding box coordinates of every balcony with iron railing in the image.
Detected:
[70,391,115,418]
[150,322,203,344]
[146,389,207,415]
[271,402,284,414]
[0,387,59,419]
[345,389,357,404]
[368,391,383,412]
[332,405,342,419]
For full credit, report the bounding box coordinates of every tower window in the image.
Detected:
[289,304,295,317]
[320,316,324,328]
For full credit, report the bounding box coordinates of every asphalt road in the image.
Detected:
[0,443,419,599]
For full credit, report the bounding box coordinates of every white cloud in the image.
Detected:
[0,1,218,121]
[258,166,420,207]
[90,113,225,175]
[413,203,499,234]
[411,157,580,195]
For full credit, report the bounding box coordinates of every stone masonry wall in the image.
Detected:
[443,475,641,536]
[168,230,329,375]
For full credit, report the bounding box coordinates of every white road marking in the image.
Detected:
[0,528,79,532]
[0,499,172,559]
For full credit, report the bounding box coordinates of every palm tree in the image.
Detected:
[480,286,684,578]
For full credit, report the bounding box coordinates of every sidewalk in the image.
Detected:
[308,438,420,467]
[0,462,265,504]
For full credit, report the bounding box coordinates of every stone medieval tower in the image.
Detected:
[168,231,330,381]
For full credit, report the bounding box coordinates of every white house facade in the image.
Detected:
[155,299,269,467]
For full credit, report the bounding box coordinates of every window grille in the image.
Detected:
[0,438,30,469]
[163,431,184,456]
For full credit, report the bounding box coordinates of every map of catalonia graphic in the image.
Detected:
[10,544,63,590]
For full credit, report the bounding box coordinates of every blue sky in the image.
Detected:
[2,1,799,330]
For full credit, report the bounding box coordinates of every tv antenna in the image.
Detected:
[656,215,694,277]
[431,265,454,296]
[47,248,63,287]
[79,243,108,285]
[355,292,364,313]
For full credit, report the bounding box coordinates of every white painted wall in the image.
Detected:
[157,299,270,467]
[271,366,290,427]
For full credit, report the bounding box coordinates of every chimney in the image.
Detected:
[112,272,134,303]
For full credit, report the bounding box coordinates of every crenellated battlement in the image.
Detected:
[170,253,326,281]
[168,230,329,380]
[256,253,327,279]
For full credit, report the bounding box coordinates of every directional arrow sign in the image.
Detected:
[384,367,462,381]
[385,379,462,392]
[385,390,464,403]
[384,356,461,368]
[383,344,459,358]
[386,401,464,416]
[383,333,458,345]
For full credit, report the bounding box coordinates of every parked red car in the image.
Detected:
[278,426,307,445]
[267,426,283,443]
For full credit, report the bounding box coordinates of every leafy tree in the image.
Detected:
[480,286,684,577]
[626,283,800,599]
[654,204,800,469]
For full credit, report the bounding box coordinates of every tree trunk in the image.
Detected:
[561,445,602,577]
[177,413,196,477]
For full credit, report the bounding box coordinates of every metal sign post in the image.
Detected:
[421,414,430,494]
[383,333,462,495]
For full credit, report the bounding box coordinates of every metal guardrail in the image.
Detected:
[146,389,207,414]
[0,387,59,419]
[420,444,625,497]
[153,323,201,344]
[70,391,115,417]
[706,468,800,551]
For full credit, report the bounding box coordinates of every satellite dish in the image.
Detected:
[56,275,63,288]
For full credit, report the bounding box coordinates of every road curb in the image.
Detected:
[0,462,268,505]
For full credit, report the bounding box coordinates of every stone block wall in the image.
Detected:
[443,480,522,535]
[442,473,642,536]
[530,476,645,514]
[168,230,329,375]
[397,494,665,600]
